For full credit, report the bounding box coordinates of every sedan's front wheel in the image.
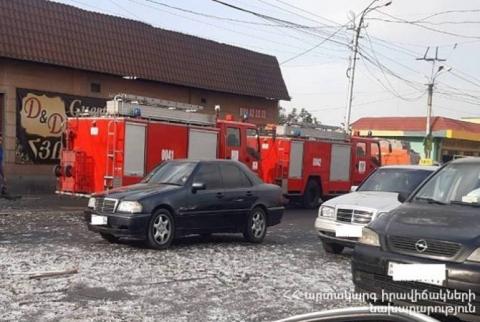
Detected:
[147,209,175,250]
[243,207,267,243]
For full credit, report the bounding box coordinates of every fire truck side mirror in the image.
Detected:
[191,182,206,193]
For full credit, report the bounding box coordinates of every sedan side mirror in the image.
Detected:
[350,186,358,192]
[192,182,206,193]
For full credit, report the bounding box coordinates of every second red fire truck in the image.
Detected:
[56,94,380,207]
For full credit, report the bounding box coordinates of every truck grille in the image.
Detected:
[336,209,353,223]
[94,198,118,213]
[336,208,374,224]
[389,235,462,259]
[352,210,374,224]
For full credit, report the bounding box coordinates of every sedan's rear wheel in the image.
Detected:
[147,209,174,250]
[243,207,267,243]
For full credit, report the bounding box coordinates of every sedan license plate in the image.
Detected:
[91,214,108,225]
[388,262,446,286]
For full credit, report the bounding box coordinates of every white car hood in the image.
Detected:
[323,191,402,212]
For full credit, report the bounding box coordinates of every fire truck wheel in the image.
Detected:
[303,180,321,209]
[322,241,344,254]
[100,233,120,243]
[243,207,267,243]
[147,209,175,250]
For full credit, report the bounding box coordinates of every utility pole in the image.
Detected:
[344,0,392,133]
[416,46,448,159]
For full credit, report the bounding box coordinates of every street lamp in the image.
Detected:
[344,0,392,134]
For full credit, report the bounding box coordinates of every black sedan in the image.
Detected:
[85,160,284,249]
[352,157,480,321]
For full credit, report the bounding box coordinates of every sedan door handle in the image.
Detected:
[246,191,253,197]
[216,192,224,199]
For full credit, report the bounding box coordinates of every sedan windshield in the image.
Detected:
[358,168,434,194]
[415,162,480,205]
[143,161,196,186]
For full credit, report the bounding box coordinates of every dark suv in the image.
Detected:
[352,157,480,321]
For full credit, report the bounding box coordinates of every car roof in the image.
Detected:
[450,156,480,164]
[379,165,438,171]
[167,159,241,165]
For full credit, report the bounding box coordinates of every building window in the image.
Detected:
[90,82,101,93]
[201,97,207,104]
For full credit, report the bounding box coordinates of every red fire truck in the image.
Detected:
[56,94,380,207]
[257,124,381,208]
[56,95,260,195]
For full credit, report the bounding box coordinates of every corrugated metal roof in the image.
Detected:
[0,0,290,100]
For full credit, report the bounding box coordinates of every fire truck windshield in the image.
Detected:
[142,161,196,186]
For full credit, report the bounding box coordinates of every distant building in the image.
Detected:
[462,117,480,124]
[352,116,480,163]
[0,0,289,193]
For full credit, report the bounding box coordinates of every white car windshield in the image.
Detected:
[358,168,433,195]
[414,162,480,206]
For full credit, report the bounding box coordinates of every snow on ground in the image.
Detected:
[0,197,363,321]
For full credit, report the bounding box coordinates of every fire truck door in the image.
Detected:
[124,123,146,177]
[352,141,368,185]
[224,127,241,161]
[288,141,304,178]
[188,129,218,160]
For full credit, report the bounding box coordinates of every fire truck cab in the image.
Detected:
[56,95,260,195]
[258,124,381,208]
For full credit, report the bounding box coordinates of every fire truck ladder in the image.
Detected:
[104,118,122,190]
[276,123,349,141]
[106,94,215,126]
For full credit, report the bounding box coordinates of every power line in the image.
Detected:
[128,0,342,57]
[211,0,350,47]
[449,71,480,89]
[375,10,480,39]
[280,24,347,64]
[414,9,480,23]
[109,0,143,20]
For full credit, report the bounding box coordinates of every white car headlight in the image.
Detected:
[88,197,96,209]
[319,206,335,219]
[467,248,480,262]
[117,201,143,213]
[359,227,380,247]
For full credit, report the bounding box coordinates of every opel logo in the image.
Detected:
[415,239,428,253]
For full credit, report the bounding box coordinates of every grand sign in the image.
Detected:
[16,89,107,164]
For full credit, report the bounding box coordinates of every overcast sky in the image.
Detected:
[55,0,480,126]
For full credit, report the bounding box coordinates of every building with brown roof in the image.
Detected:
[352,116,480,163]
[0,0,289,193]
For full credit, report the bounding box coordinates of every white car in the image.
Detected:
[315,165,438,254]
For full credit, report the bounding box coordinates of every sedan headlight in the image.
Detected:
[359,227,380,247]
[467,248,480,262]
[88,197,96,209]
[319,206,335,219]
[117,201,143,213]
